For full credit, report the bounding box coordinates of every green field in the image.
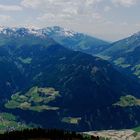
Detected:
[113,95,140,107]
[0,113,30,134]
[62,117,81,124]
[5,87,60,112]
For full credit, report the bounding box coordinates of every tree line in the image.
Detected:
[0,128,100,140]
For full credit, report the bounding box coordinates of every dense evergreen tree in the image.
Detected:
[0,128,99,140]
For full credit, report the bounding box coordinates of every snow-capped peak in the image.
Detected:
[0,26,5,32]
[133,31,140,37]
[0,26,78,38]
[55,26,77,37]
[43,26,78,37]
[0,26,46,38]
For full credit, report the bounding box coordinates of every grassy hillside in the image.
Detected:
[99,32,140,80]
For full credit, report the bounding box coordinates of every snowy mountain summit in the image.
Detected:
[0,25,109,55]
[0,26,78,38]
[42,26,78,37]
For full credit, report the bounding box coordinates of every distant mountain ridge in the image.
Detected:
[99,31,140,80]
[43,26,110,55]
[0,26,109,55]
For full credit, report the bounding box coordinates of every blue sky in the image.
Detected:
[0,0,140,41]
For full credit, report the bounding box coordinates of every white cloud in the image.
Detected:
[63,7,78,15]
[92,13,102,19]
[37,13,55,21]
[21,0,103,23]
[0,15,11,21]
[20,0,101,13]
[85,0,102,6]
[104,20,113,25]
[112,0,138,7]
[0,4,22,11]
[21,0,42,8]
[121,22,128,26]
[104,6,111,12]
[135,23,140,27]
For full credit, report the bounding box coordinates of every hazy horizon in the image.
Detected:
[0,0,140,41]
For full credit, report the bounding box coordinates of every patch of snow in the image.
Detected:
[0,26,5,32]
[0,26,79,38]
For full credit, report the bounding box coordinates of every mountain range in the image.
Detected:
[0,26,109,55]
[1,26,140,132]
[42,26,109,55]
[100,31,140,81]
